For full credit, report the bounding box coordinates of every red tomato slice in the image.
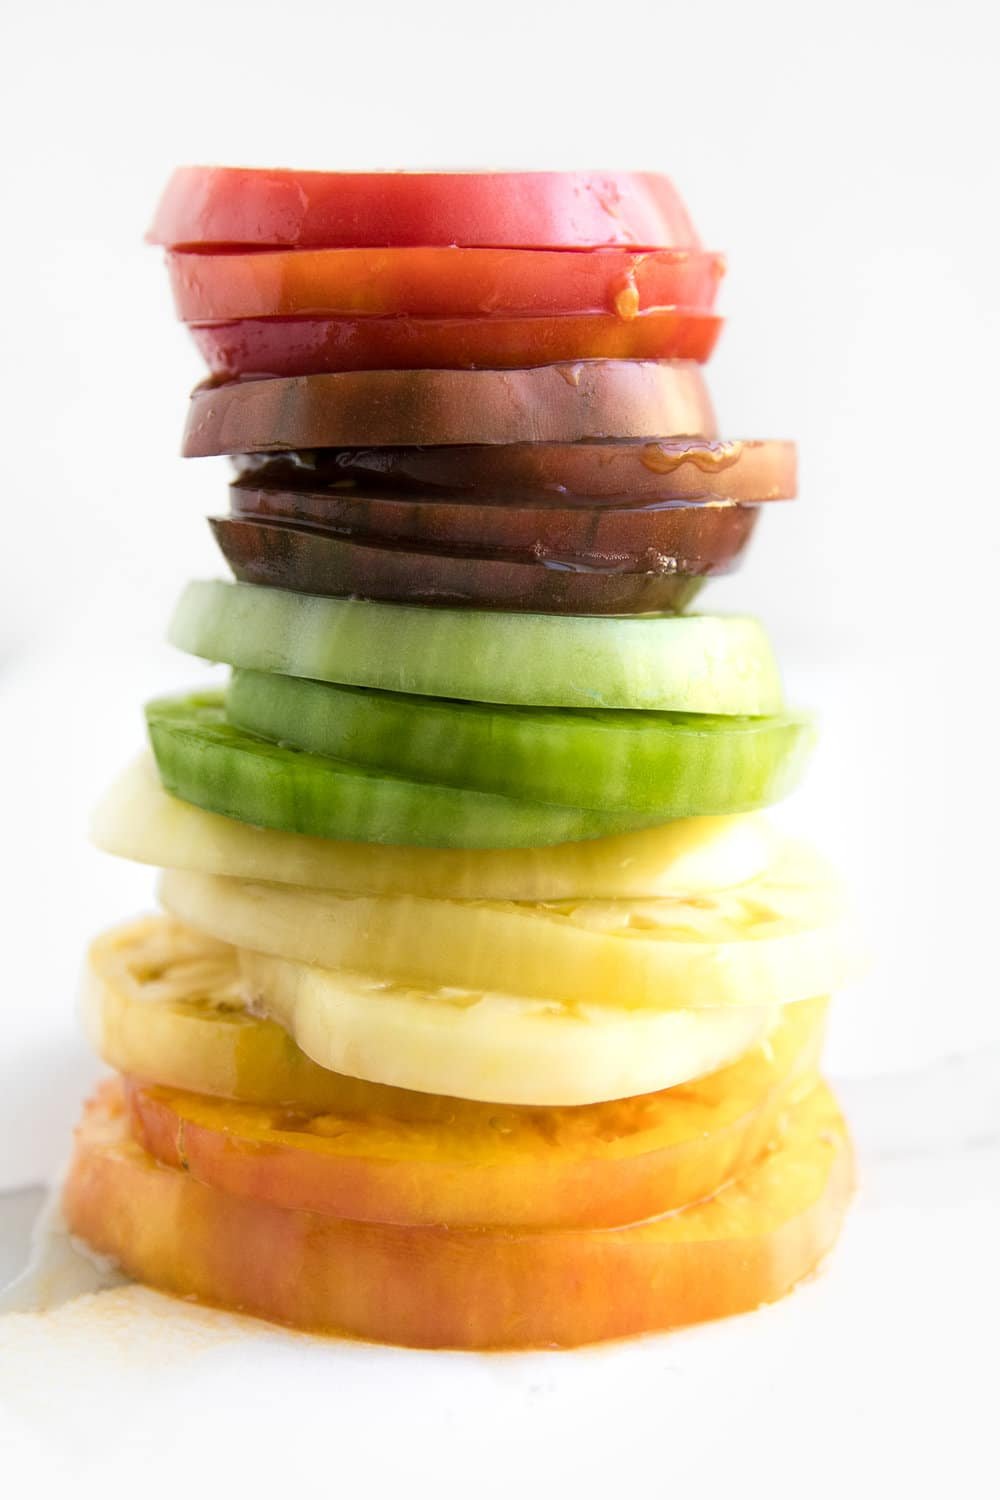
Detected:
[125,998,825,1228]
[168,247,725,321]
[149,168,701,251]
[190,310,722,379]
[64,1077,852,1349]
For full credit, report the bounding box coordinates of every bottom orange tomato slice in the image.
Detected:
[124,997,827,1229]
[63,1079,852,1350]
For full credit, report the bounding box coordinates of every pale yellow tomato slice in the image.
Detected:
[236,949,781,1104]
[86,916,777,1107]
[160,837,855,1013]
[83,916,384,1114]
[91,754,774,900]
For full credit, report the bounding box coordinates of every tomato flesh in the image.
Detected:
[233,440,797,506]
[183,365,717,454]
[124,997,826,1228]
[64,1078,852,1349]
[149,168,701,251]
[227,484,761,568]
[168,246,725,321]
[190,310,722,379]
[209,515,719,614]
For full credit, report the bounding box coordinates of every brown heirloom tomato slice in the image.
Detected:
[124,998,826,1229]
[230,481,761,569]
[183,363,717,455]
[236,439,797,505]
[149,168,701,251]
[189,310,722,379]
[169,247,726,322]
[64,1077,852,1349]
[209,514,736,612]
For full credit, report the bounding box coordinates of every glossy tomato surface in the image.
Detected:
[210,515,715,612]
[230,481,761,567]
[235,440,796,505]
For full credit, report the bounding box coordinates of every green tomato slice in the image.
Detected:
[145,693,666,849]
[169,580,784,713]
[227,668,813,815]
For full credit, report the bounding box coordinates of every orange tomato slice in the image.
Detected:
[63,1078,852,1350]
[124,997,826,1229]
[168,246,725,322]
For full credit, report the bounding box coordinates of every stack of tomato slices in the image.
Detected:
[63,168,855,1350]
[151,167,800,616]
[157,168,726,377]
[71,914,852,1349]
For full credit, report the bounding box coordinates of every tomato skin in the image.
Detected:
[149,168,701,251]
[65,1079,852,1349]
[168,247,725,321]
[189,310,722,379]
[124,998,826,1228]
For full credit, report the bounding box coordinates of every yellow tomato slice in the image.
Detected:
[84,917,448,1116]
[64,1078,853,1349]
[126,995,825,1227]
[237,949,781,1104]
[92,755,774,899]
[161,837,855,1013]
[87,916,778,1108]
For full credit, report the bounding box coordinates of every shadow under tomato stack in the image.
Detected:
[64,167,857,1349]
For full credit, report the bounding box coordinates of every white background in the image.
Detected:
[1,0,998,1177]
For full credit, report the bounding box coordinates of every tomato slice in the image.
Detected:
[87,914,778,1111]
[226,487,760,569]
[124,997,826,1228]
[233,440,797,506]
[169,581,782,713]
[149,168,701,251]
[183,365,717,455]
[189,310,722,379]
[168,247,725,321]
[64,1078,852,1348]
[159,840,850,1015]
[209,515,722,614]
[145,693,641,850]
[93,758,775,902]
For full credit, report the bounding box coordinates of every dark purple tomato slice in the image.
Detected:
[233,439,796,505]
[229,482,759,570]
[183,364,717,455]
[208,516,730,614]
